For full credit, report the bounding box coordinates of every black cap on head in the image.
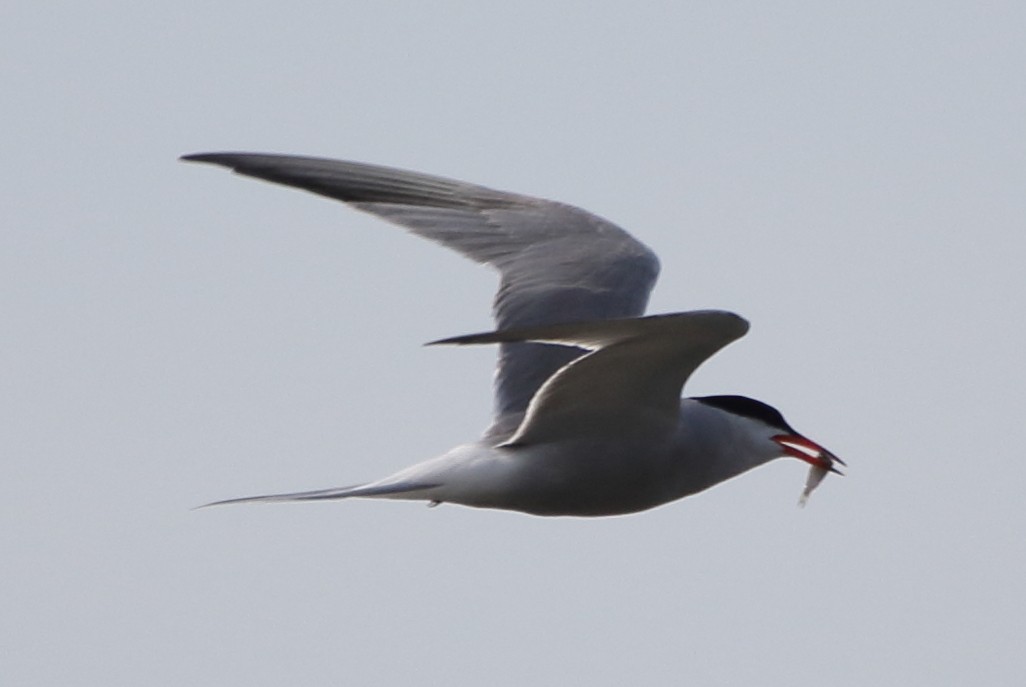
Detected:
[693,395,797,433]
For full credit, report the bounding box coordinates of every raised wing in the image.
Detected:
[432,310,749,446]
[182,153,660,440]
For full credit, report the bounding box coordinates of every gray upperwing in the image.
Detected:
[433,311,750,446]
[182,153,661,441]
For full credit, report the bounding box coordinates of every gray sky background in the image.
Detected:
[4,2,1025,685]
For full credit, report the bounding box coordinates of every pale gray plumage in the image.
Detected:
[432,311,748,447]
[183,152,843,516]
[182,153,658,441]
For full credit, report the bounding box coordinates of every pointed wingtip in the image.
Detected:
[425,331,497,347]
[192,495,265,510]
[179,152,234,166]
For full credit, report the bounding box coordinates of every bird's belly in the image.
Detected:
[490,439,680,517]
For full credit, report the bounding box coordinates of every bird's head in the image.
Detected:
[693,395,845,504]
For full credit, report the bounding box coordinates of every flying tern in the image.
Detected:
[183,152,844,516]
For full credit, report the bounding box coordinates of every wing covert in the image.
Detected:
[434,311,749,446]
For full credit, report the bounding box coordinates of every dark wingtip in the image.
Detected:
[179,152,237,166]
[425,331,503,347]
